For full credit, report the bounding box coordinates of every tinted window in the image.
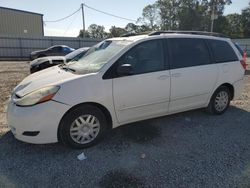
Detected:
[71,51,87,61]
[208,40,238,63]
[66,48,87,61]
[169,38,210,69]
[52,46,63,52]
[234,43,244,56]
[117,40,165,75]
[63,47,71,52]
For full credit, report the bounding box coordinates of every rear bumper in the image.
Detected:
[7,100,71,144]
[233,79,244,100]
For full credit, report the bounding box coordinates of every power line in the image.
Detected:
[63,9,80,36]
[84,3,137,22]
[44,7,81,23]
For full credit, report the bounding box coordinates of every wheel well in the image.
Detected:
[57,102,113,143]
[61,102,113,130]
[220,83,234,100]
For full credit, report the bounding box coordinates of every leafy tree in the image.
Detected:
[88,24,107,39]
[109,26,127,37]
[139,25,152,33]
[138,4,159,30]
[241,2,250,37]
[137,0,233,32]
[156,0,181,30]
[213,16,228,33]
[209,0,232,32]
[124,23,151,34]
[125,23,142,33]
[224,14,242,38]
[178,1,207,30]
[209,0,232,16]
[78,30,90,38]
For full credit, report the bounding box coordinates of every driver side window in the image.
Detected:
[52,46,62,52]
[118,39,165,75]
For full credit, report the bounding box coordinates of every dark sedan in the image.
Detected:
[30,47,89,73]
[30,45,75,60]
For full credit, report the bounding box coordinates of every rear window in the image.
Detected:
[234,43,244,57]
[208,40,238,63]
[168,38,211,69]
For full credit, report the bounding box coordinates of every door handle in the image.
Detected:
[158,75,170,80]
[171,73,181,77]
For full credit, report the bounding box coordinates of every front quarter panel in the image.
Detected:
[53,74,118,127]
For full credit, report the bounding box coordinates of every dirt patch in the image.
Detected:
[0,61,29,134]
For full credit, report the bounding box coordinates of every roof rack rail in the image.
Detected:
[148,31,228,38]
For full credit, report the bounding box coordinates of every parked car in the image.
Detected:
[7,31,246,149]
[30,45,75,60]
[30,47,89,73]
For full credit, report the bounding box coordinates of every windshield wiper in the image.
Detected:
[60,65,76,72]
[58,63,66,68]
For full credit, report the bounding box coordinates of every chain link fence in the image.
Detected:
[232,38,250,57]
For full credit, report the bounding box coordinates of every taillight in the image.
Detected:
[240,59,246,70]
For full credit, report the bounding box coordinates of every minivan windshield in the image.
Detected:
[65,40,131,74]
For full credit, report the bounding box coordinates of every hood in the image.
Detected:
[30,56,66,66]
[14,66,81,97]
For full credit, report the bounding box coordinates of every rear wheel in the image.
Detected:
[206,86,231,115]
[58,105,108,149]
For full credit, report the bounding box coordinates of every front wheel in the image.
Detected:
[58,105,108,149]
[206,86,231,115]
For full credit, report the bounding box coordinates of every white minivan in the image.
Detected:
[7,31,246,148]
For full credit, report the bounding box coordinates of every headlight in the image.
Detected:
[15,86,60,107]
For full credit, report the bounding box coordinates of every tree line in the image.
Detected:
[78,0,250,39]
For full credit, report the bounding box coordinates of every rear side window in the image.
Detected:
[234,43,244,57]
[208,40,238,63]
[168,38,211,69]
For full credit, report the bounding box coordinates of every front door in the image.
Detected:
[112,39,171,123]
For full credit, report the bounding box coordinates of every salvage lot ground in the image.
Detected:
[0,61,250,188]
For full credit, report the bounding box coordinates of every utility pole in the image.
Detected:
[81,3,86,38]
[211,0,218,32]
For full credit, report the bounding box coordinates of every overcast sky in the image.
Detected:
[0,0,249,37]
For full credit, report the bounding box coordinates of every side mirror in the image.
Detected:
[117,64,133,76]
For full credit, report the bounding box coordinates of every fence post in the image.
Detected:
[51,38,53,46]
[79,38,81,48]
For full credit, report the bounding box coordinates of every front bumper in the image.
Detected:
[7,100,71,144]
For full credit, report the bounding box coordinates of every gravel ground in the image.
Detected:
[0,61,250,188]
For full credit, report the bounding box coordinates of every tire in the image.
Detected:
[58,105,108,149]
[206,86,231,115]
